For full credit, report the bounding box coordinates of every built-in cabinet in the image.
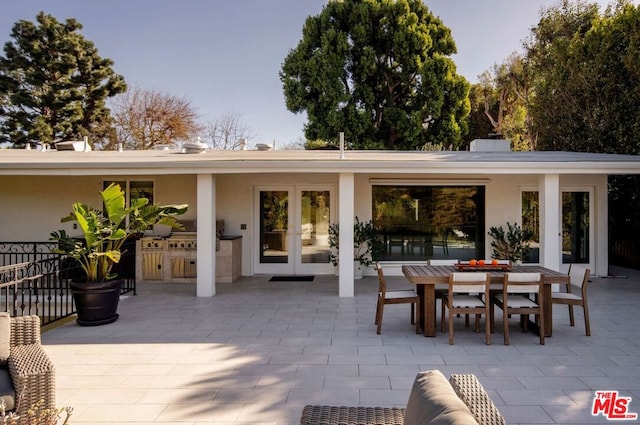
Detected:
[216,236,242,283]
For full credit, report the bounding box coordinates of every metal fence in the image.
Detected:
[0,242,136,326]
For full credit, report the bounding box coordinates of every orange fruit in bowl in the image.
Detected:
[469,259,477,266]
[491,259,499,266]
[478,259,486,266]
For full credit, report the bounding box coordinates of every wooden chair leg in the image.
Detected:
[583,303,591,336]
[410,304,415,325]
[503,311,510,345]
[539,311,545,345]
[374,298,382,325]
[568,305,575,326]
[448,309,455,345]
[414,302,421,334]
[485,313,491,345]
[376,302,384,335]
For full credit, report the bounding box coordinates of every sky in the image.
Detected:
[0,0,630,148]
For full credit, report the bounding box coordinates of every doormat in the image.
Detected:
[269,275,314,282]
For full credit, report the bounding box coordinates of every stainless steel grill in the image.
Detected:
[137,233,197,282]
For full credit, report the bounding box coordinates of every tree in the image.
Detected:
[467,53,534,150]
[0,12,126,148]
[524,0,640,257]
[280,0,470,150]
[466,84,495,144]
[103,86,201,150]
[525,0,624,152]
[201,112,256,150]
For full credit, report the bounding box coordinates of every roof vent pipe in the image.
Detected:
[255,143,272,151]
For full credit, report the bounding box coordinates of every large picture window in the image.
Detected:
[372,185,485,261]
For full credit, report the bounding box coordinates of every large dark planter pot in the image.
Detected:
[70,279,123,326]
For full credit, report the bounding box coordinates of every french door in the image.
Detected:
[254,185,335,275]
[521,186,594,273]
[561,188,594,272]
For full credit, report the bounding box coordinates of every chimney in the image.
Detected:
[469,138,511,152]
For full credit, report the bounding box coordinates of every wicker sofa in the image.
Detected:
[0,314,55,417]
[300,370,506,425]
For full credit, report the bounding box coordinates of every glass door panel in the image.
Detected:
[259,190,290,264]
[300,190,331,265]
[562,191,590,264]
[521,191,540,264]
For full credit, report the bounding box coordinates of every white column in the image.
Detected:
[595,176,608,276]
[338,173,355,297]
[197,174,216,297]
[539,174,560,271]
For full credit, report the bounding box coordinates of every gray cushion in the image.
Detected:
[0,313,9,366]
[0,367,15,411]
[404,370,479,425]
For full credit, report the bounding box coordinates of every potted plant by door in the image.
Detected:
[328,217,384,279]
[50,183,188,326]
[488,222,532,264]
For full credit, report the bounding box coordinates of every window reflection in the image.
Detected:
[522,191,540,263]
[372,186,485,261]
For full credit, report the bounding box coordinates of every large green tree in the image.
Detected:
[0,12,126,147]
[525,0,640,258]
[467,53,534,151]
[526,0,640,154]
[280,0,470,150]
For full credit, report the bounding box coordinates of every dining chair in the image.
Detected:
[551,264,591,336]
[429,259,460,296]
[429,259,464,325]
[375,263,420,335]
[491,272,545,345]
[441,272,491,345]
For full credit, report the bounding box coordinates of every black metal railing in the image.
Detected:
[0,242,137,326]
[0,242,59,267]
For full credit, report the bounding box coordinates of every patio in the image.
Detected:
[42,266,640,425]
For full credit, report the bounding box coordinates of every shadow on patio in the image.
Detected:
[42,269,640,424]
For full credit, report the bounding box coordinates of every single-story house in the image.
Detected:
[2,140,640,297]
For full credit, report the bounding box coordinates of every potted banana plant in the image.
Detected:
[50,183,188,326]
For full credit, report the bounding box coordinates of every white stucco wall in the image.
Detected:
[0,171,609,277]
[0,175,197,242]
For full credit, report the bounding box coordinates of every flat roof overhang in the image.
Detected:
[1,149,640,176]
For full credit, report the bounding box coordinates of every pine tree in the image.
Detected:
[0,12,126,147]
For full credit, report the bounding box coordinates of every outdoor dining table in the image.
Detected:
[401,264,570,337]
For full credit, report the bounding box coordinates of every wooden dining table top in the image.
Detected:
[402,264,569,284]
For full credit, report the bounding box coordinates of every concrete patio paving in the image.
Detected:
[42,266,640,425]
